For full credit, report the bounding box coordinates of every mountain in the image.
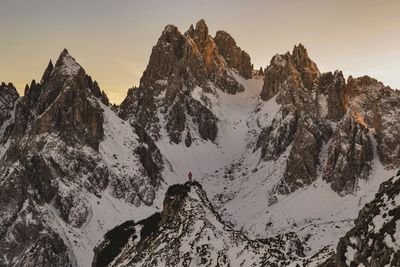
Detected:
[0,50,165,267]
[119,19,252,145]
[92,182,308,267]
[1,19,400,267]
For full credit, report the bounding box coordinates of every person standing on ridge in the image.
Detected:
[188,171,192,182]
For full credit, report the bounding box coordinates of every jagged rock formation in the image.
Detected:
[0,50,163,266]
[214,30,252,79]
[93,182,305,267]
[119,19,252,145]
[13,49,105,149]
[0,82,19,144]
[336,171,400,266]
[323,116,374,195]
[257,44,399,195]
[344,76,400,169]
[257,44,333,194]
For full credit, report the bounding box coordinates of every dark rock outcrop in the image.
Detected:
[316,71,347,122]
[0,82,19,143]
[13,49,105,150]
[323,116,374,194]
[345,76,400,169]
[336,172,400,266]
[214,30,252,79]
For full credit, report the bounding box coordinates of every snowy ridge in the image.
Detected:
[106,182,306,266]
[156,72,397,258]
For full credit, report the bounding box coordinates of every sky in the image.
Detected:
[1,0,399,104]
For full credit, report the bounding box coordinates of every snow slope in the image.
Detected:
[157,73,397,256]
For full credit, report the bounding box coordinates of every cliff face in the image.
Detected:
[214,30,252,79]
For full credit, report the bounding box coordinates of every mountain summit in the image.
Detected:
[120,19,253,145]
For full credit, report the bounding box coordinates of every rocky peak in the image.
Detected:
[121,20,251,145]
[291,44,320,89]
[214,30,252,79]
[192,19,209,47]
[11,49,105,150]
[54,48,83,77]
[258,43,400,197]
[261,44,320,102]
[40,60,54,84]
[0,82,18,99]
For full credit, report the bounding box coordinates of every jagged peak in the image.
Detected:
[292,43,308,57]
[292,43,313,65]
[54,48,82,76]
[40,60,54,84]
[163,24,179,34]
[193,19,209,44]
[214,30,235,44]
[185,24,195,35]
[270,53,288,67]
[195,19,208,32]
[0,82,16,89]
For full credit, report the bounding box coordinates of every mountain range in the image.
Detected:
[0,19,399,267]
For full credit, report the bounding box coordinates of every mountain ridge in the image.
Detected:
[0,19,399,267]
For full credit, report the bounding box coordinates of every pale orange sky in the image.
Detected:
[1,0,399,104]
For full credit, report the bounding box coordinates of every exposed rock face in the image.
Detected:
[0,82,19,143]
[13,49,105,150]
[257,44,334,194]
[345,76,400,168]
[376,92,400,168]
[257,44,400,196]
[260,44,320,102]
[323,116,374,194]
[0,49,164,266]
[214,30,252,79]
[0,183,72,267]
[257,105,298,160]
[316,71,347,122]
[120,19,252,145]
[336,171,400,266]
[93,182,306,267]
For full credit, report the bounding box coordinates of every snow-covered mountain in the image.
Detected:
[1,19,399,267]
[0,50,166,267]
